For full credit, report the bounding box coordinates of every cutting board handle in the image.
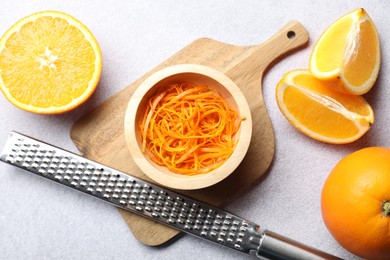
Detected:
[258,21,309,65]
[226,20,309,80]
[254,20,309,72]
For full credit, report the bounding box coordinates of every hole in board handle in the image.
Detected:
[287,31,296,39]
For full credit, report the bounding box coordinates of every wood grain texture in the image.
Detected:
[70,21,309,246]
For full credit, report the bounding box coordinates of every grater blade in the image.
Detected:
[0,131,342,260]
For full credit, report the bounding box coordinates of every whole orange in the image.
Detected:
[321,147,390,260]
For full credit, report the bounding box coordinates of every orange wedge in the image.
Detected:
[0,11,102,114]
[309,8,380,95]
[276,70,374,144]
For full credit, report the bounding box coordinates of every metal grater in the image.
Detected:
[0,132,341,260]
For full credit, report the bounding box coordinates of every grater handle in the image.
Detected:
[256,230,343,260]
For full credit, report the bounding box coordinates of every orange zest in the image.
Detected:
[140,83,241,175]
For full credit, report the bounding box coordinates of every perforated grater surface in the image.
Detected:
[0,132,341,260]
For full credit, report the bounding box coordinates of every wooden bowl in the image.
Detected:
[124,64,252,190]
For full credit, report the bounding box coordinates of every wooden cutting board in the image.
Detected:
[70,21,309,246]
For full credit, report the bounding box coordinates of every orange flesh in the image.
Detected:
[344,20,379,86]
[314,17,352,73]
[310,9,380,95]
[293,73,372,116]
[283,87,359,139]
[0,16,97,108]
[277,71,373,143]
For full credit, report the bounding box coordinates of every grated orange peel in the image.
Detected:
[139,83,241,175]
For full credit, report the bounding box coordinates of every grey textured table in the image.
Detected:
[1,1,389,259]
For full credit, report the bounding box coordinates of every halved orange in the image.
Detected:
[0,11,102,114]
[309,8,380,95]
[276,70,374,144]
